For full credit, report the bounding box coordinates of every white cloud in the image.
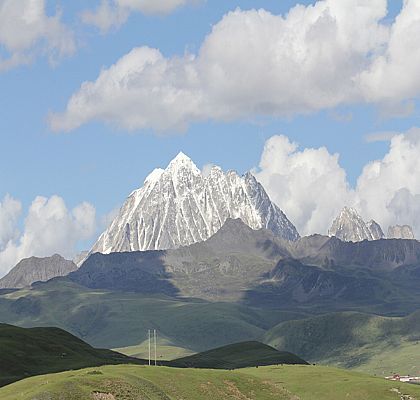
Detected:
[0,0,75,71]
[0,195,96,278]
[51,0,420,133]
[81,0,196,32]
[254,135,354,236]
[355,128,420,234]
[254,128,420,239]
[358,0,420,103]
[0,195,22,250]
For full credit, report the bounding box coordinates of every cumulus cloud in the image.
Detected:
[81,0,196,32]
[50,0,420,133]
[355,128,420,234]
[0,195,22,250]
[254,135,354,236]
[0,195,96,278]
[254,128,420,239]
[0,0,75,71]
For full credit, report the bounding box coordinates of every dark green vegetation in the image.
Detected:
[0,324,145,387]
[1,364,420,400]
[265,310,420,376]
[0,280,305,352]
[169,341,308,369]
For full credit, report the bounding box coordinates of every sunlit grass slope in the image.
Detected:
[2,364,420,400]
[0,365,293,400]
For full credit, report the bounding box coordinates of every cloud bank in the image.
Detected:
[0,195,96,277]
[255,128,420,238]
[0,0,75,71]
[51,0,420,133]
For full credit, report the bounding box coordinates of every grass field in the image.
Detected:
[0,365,293,400]
[242,365,420,400]
[114,337,194,360]
[264,310,420,376]
[1,364,420,400]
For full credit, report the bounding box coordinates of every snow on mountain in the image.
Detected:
[388,225,415,240]
[328,207,384,242]
[91,152,300,254]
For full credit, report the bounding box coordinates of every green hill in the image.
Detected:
[169,341,308,369]
[0,324,144,387]
[264,310,420,376]
[1,364,420,400]
[0,279,304,352]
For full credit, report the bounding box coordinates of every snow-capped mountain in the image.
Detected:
[328,207,384,242]
[388,225,415,240]
[91,152,300,254]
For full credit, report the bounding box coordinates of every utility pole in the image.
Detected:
[148,329,151,366]
[154,329,157,366]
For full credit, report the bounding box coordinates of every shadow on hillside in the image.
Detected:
[68,251,180,297]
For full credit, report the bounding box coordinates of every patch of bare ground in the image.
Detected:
[223,380,253,400]
[92,393,115,400]
[390,388,417,400]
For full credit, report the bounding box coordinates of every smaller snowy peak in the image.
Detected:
[144,168,164,185]
[388,225,415,240]
[328,207,384,242]
[366,220,385,240]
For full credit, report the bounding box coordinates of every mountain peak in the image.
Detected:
[167,152,200,174]
[329,207,384,242]
[388,225,415,240]
[91,155,299,254]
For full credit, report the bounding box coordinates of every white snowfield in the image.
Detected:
[92,152,300,254]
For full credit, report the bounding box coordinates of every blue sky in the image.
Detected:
[1,0,420,274]
[0,0,410,213]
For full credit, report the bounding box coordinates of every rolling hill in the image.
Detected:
[0,279,304,352]
[264,310,420,376]
[1,364,420,400]
[169,341,308,369]
[0,324,144,387]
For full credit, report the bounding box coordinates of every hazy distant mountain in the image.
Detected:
[0,254,77,289]
[74,218,289,301]
[388,225,415,240]
[72,218,420,307]
[91,152,299,255]
[328,207,384,242]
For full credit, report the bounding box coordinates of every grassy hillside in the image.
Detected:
[169,341,308,369]
[0,280,304,351]
[0,365,293,400]
[114,336,194,360]
[0,324,143,387]
[1,364,420,400]
[242,365,420,400]
[264,310,420,375]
